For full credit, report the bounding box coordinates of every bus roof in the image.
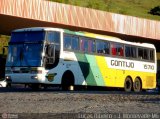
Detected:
[12,27,155,49]
[12,27,63,32]
[64,29,155,49]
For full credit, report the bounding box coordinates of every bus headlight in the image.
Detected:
[5,76,12,82]
[31,76,38,80]
[5,76,11,80]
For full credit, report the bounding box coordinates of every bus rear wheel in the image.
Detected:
[124,77,133,92]
[133,78,142,92]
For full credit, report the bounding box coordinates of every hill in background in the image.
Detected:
[50,0,160,21]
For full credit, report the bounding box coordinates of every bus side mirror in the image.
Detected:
[45,45,52,57]
[44,45,55,66]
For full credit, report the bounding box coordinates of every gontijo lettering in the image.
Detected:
[111,60,134,68]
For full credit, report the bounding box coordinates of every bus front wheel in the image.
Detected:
[133,78,142,92]
[61,71,74,91]
[124,77,133,92]
[30,84,41,90]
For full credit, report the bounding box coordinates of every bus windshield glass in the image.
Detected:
[6,43,43,67]
[10,31,45,43]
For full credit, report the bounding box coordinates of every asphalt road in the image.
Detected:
[0,85,160,119]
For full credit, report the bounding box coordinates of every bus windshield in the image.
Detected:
[6,43,43,67]
[10,31,45,43]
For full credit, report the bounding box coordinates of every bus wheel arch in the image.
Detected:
[61,70,75,91]
[133,77,142,92]
[124,76,133,92]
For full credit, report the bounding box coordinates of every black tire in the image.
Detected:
[62,83,68,91]
[43,85,48,90]
[7,83,11,88]
[133,78,142,92]
[30,84,40,90]
[62,82,74,91]
[124,77,133,92]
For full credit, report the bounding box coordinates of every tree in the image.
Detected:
[149,6,160,16]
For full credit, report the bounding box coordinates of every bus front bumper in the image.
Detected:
[5,74,45,84]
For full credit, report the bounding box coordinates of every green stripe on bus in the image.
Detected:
[75,32,84,36]
[75,53,97,86]
[85,54,105,86]
[64,30,77,35]
[64,30,84,36]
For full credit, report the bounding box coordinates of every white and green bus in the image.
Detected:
[5,27,157,91]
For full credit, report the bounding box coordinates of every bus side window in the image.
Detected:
[111,44,116,56]
[96,40,107,54]
[143,49,149,60]
[64,35,72,50]
[111,43,124,56]
[125,46,130,57]
[104,42,110,54]
[96,41,102,54]
[47,31,60,44]
[119,47,124,56]
[116,44,124,56]
[72,37,79,51]
[138,48,149,60]
[125,46,137,58]
[80,38,88,52]
[88,40,95,53]
[150,50,154,61]
[138,48,143,59]
[131,47,137,58]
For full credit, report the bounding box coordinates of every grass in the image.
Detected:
[49,0,160,21]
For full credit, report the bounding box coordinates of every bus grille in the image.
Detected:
[145,76,154,88]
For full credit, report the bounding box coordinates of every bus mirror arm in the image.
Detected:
[43,56,48,66]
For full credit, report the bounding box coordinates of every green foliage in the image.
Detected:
[50,0,69,4]
[86,0,107,11]
[0,35,10,55]
[49,0,160,21]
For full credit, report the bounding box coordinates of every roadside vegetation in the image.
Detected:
[50,0,160,21]
[0,35,9,55]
